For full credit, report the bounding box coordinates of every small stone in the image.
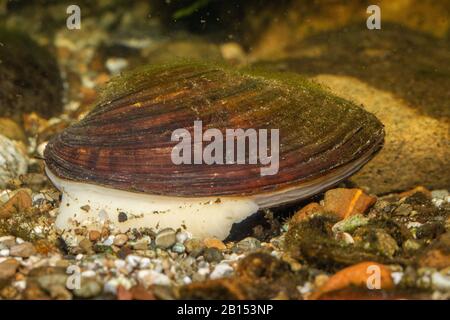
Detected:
[431,190,449,200]
[133,239,149,250]
[113,234,128,247]
[290,202,323,224]
[116,285,133,300]
[0,259,19,280]
[176,230,191,244]
[79,238,94,254]
[373,230,399,258]
[332,214,369,233]
[0,236,16,248]
[0,118,27,144]
[137,270,171,287]
[130,285,155,300]
[323,188,376,219]
[335,232,355,244]
[10,242,36,258]
[210,263,234,280]
[88,230,101,242]
[118,212,128,223]
[0,248,9,256]
[203,238,226,250]
[184,239,205,257]
[399,186,431,199]
[80,205,90,212]
[204,247,224,263]
[394,203,413,216]
[0,135,28,189]
[403,239,423,252]
[172,242,185,254]
[0,189,32,219]
[36,274,68,291]
[73,279,103,298]
[235,237,261,252]
[155,228,176,249]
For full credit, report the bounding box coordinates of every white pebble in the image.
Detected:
[176,230,191,244]
[210,263,233,280]
[138,270,171,287]
[391,272,404,285]
[139,257,151,269]
[81,270,97,278]
[76,254,83,260]
[114,259,126,269]
[126,255,142,268]
[183,276,192,285]
[102,235,114,246]
[0,249,10,257]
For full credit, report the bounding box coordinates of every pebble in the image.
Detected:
[155,228,176,249]
[185,238,205,255]
[431,272,450,291]
[10,242,36,258]
[235,237,261,252]
[176,230,191,244]
[290,202,323,224]
[323,188,376,219]
[88,230,101,242]
[79,238,93,254]
[73,279,103,298]
[138,270,171,287]
[0,135,28,189]
[113,234,128,247]
[431,190,448,200]
[106,57,129,75]
[210,263,234,280]
[102,235,114,246]
[172,242,186,254]
[139,257,151,269]
[203,238,226,250]
[332,214,369,233]
[0,236,16,248]
[133,238,149,250]
[125,255,142,268]
[0,249,10,257]
[204,247,224,263]
[0,259,20,280]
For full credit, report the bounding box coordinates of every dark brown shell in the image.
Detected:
[45,62,384,200]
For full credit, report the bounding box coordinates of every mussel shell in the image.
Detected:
[45,62,384,200]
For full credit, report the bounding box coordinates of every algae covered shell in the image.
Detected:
[44,61,384,239]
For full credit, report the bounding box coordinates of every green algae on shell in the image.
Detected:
[44,61,384,239]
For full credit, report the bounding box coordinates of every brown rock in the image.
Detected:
[116,285,133,300]
[290,202,323,224]
[398,186,432,199]
[0,259,20,280]
[10,242,36,258]
[417,232,450,269]
[0,189,32,219]
[113,234,128,247]
[0,118,27,144]
[130,285,156,300]
[203,238,226,250]
[88,230,101,242]
[323,188,376,219]
[310,261,394,300]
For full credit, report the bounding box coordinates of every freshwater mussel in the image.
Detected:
[44,61,384,239]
